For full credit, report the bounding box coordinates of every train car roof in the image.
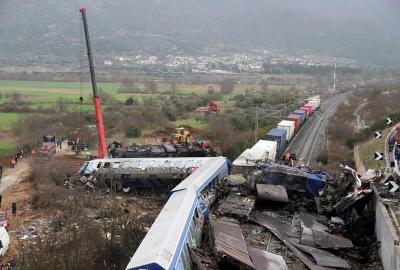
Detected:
[82,157,213,174]
[126,188,197,270]
[171,157,227,194]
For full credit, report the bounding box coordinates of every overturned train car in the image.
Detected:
[126,157,229,270]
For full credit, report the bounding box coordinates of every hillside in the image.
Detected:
[1,0,400,66]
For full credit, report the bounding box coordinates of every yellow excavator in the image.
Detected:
[173,127,191,144]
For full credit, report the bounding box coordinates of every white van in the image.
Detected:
[0,226,10,258]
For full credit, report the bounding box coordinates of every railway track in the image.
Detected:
[287,95,342,166]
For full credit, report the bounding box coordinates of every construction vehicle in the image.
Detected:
[34,135,57,161]
[80,8,107,158]
[173,127,191,144]
[195,101,219,113]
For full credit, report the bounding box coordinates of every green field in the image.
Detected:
[359,128,388,169]
[0,79,310,137]
[174,118,208,129]
[0,137,17,156]
[0,112,29,130]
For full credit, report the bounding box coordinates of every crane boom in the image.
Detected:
[79,8,107,158]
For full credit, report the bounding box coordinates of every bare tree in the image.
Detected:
[209,116,237,154]
[220,79,235,95]
[144,80,158,93]
[170,80,177,92]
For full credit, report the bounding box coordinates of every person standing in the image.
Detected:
[11,202,16,216]
[10,158,16,168]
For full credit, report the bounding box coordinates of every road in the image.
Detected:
[287,94,343,167]
[0,160,29,194]
[354,101,369,130]
[384,126,400,176]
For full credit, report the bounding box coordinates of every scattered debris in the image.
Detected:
[217,192,255,220]
[256,184,289,203]
[210,217,255,269]
[251,214,332,270]
[225,174,247,187]
[188,246,218,270]
[289,241,350,269]
[247,246,288,270]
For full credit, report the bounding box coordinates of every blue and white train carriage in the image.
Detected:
[126,157,229,270]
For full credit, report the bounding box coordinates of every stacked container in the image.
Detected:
[293,110,306,124]
[299,106,312,118]
[308,96,321,111]
[304,103,314,115]
[251,140,277,162]
[277,120,295,141]
[266,128,287,155]
[286,114,301,132]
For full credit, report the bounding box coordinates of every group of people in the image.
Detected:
[8,149,26,169]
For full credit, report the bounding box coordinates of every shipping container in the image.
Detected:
[277,120,295,141]
[299,106,311,118]
[251,140,277,162]
[293,110,306,124]
[286,114,301,131]
[304,103,314,114]
[266,128,287,155]
[308,98,320,110]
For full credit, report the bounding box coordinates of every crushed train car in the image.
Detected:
[248,163,330,198]
[109,143,218,159]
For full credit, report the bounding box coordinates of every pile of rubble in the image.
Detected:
[193,164,383,270]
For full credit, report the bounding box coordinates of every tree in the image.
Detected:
[125,126,142,138]
[170,80,177,92]
[144,80,158,93]
[260,80,269,92]
[208,116,237,155]
[124,97,137,106]
[220,79,235,95]
[121,78,136,89]
[207,85,215,95]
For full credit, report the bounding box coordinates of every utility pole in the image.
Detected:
[333,57,337,94]
[255,107,259,144]
[284,98,287,117]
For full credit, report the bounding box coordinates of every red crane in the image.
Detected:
[79,8,107,158]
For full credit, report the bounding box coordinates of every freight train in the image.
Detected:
[233,95,320,170]
[267,95,320,156]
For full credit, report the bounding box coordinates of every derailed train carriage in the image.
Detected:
[125,157,229,270]
[77,157,217,190]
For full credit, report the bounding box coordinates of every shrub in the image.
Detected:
[125,126,142,138]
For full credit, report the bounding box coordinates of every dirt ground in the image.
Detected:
[0,143,167,267]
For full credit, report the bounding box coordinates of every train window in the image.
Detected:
[121,161,130,168]
[112,162,120,169]
[184,160,193,168]
[103,162,111,169]
[96,163,102,169]
[162,160,172,168]
[142,160,150,168]
[173,161,183,168]
[153,160,161,167]
[197,160,203,166]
